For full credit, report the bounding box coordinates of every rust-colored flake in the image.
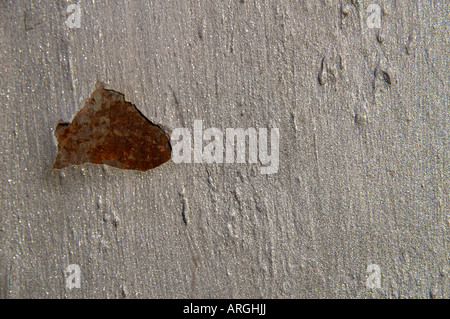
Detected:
[53,84,171,171]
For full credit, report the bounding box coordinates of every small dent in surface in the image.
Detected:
[373,67,393,94]
[318,54,344,88]
[24,9,42,31]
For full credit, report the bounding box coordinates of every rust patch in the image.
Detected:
[53,84,171,171]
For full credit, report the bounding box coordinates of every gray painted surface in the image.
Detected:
[0,0,448,298]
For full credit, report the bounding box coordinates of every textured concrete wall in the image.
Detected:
[0,0,448,298]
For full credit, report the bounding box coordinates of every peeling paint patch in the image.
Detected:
[53,83,171,171]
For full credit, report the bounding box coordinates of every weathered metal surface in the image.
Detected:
[53,84,171,171]
[1,1,448,299]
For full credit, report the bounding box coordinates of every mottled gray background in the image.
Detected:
[0,0,448,298]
